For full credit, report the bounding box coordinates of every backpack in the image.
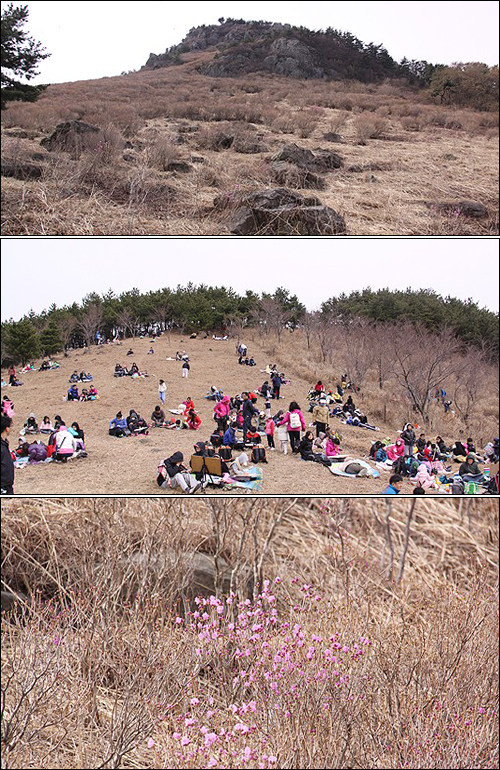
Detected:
[210,432,222,447]
[289,412,301,430]
[251,445,267,464]
[219,445,232,461]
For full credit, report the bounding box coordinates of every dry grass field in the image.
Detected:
[2,331,498,495]
[1,58,498,235]
[1,496,498,769]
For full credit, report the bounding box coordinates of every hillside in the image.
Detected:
[1,50,498,235]
[2,328,498,495]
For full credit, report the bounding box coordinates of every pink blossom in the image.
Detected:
[147,738,155,748]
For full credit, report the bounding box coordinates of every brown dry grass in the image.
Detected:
[2,331,498,495]
[1,61,498,235]
[1,497,498,769]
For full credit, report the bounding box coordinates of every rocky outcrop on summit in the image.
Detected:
[144,19,402,83]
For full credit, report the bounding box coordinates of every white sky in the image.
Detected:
[1,238,498,321]
[3,1,499,85]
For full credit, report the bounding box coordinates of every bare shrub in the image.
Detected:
[144,136,180,171]
[353,114,389,144]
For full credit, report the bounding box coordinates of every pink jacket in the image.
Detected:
[325,438,340,457]
[386,439,405,462]
[214,396,230,418]
[415,463,435,489]
[279,409,306,432]
[265,419,275,436]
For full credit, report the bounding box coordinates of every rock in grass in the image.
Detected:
[214,187,346,235]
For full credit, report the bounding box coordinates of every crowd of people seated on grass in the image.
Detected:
[113,362,148,377]
[69,370,93,383]
[11,413,87,465]
[66,383,99,401]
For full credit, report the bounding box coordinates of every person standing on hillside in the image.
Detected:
[312,397,329,437]
[271,372,282,400]
[1,414,15,495]
[278,401,306,453]
[158,379,167,404]
[242,392,259,444]
[401,423,416,457]
[182,359,190,379]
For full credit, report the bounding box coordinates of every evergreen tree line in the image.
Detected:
[1,286,498,365]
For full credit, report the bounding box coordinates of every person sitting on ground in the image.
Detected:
[182,396,195,415]
[466,437,476,454]
[314,380,325,394]
[344,395,355,412]
[325,433,341,457]
[186,409,201,430]
[69,371,79,383]
[109,411,130,437]
[79,388,90,402]
[79,371,92,381]
[67,383,79,401]
[381,474,404,494]
[88,385,98,399]
[386,438,405,463]
[435,436,450,456]
[416,433,427,453]
[415,462,436,490]
[114,363,126,377]
[161,452,202,494]
[151,405,167,426]
[69,422,85,450]
[230,451,251,478]
[39,416,53,434]
[452,441,468,462]
[484,439,499,464]
[54,423,77,462]
[148,347,154,354]
[127,409,148,434]
[375,443,388,463]
[126,348,134,356]
[260,380,271,398]
[40,360,50,371]
[129,362,139,375]
[245,426,261,445]
[248,357,256,366]
[2,397,15,418]
[459,454,483,483]
[23,413,38,434]
[223,422,237,447]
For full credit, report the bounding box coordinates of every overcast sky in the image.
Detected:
[1,238,498,322]
[4,1,499,85]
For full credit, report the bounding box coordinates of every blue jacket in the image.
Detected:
[376,448,388,462]
[223,426,236,446]
[381,484,400,495]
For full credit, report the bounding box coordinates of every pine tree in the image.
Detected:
[4,319,41,364]
[1,3,50,109]
[39,321,63,356]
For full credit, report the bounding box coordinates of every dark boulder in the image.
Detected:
[214,187,346,235]
[430,201,489,219]
[269,161,325,190]
[1,160,43,180]
[270,143,343,172]
[41,120,100,152]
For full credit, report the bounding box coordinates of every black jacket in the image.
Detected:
[243,400,259,421]
[164,451,185,477]
[1,437,15,492]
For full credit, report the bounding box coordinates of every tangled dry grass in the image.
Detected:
[1,60,498,235]
[1,497,498,769]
